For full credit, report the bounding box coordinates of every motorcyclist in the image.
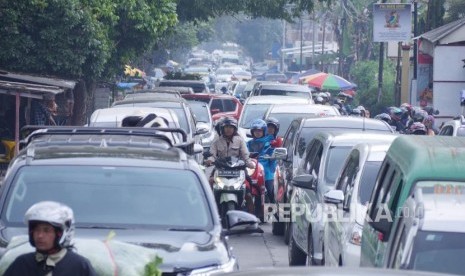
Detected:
[266,117,283,148]
[205,117,254,178]
[247,119,276,204]
[4,201,96,276]
[408,122,427,135]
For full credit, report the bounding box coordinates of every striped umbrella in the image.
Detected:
[306,73,356,91]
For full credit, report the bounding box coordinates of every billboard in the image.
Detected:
[373,3,412,42]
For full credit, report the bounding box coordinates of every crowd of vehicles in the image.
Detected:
[1,46,465,275]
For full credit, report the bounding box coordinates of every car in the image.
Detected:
[252,83,314,100]
[263,73,288,83]
[124,88,182,99]
[158,79,210,93]
[438,115,465,136]
[272,117,395,241]
[88,106,181,142]
[0,127,263,274]
[384,181,465,275]
[324,142,396,267]
[264,104,340,138]
[148,86,195,95]
[182,93,243,123]
[185,100,215,154]
[360,136,465,268]
[287,132,398,266]
[111,96,207,162]
[237,96,313,141]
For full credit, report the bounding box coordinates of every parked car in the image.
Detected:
[0,127,262,274]
[438,115,465,136]
[182,93,243,123]
[158,79,210,93]
[237,96,313,141]
[272,117,395,241]
[384,180,465,275]
[324,142,396,267]
[287,132,398,266]
[360,136,465,268]
[186,100,215,154]
[252,83,314,100]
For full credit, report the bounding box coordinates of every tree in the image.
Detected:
[350,58,396,116]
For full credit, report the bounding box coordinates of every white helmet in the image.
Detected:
[25,201,75,249]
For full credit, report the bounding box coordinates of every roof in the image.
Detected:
[245,95,313,105]
[113,96,186,106]
[259,83,311,91]
[302,117,394,133]
[418,17,465,45]
[89,107,179,128]
[268,104,339,116]
[0,70,76,99]
[182,93,237,100]
[387,136,465,182]
[326,132,397,147]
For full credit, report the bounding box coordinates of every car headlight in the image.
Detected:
[189,257,237,275]
[349,223,363,246]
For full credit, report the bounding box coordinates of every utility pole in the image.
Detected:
[281,20,286,72]
[377,0,387,104]
[300,18,304,71]
[312,11,316,69]
[338,0,347,76]
[413,0,418,79]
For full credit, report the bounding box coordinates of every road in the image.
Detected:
[228,222,289,269]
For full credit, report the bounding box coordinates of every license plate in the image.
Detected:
[217,169,240,177]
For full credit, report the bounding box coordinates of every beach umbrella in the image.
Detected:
[306,73,356,90]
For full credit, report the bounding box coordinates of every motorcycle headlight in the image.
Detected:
[349,223,363,246]
[188,257,237,275]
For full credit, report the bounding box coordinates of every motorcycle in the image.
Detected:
[210,156,247,227]
[244,156,265,222]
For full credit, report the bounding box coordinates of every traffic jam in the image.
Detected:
[1,1,465,275]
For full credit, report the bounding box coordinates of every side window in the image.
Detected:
[223,99,236,112]
[210,99,222,111]
[302,140,322,178]
[342,155,359,210]
[392,220,407,268]
[368,161,391,218]
[386,177,403,216]
[283,122,298,159]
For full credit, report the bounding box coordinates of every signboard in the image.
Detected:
[373,3,412,42]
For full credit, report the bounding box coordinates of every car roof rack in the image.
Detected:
[20,125,194,153]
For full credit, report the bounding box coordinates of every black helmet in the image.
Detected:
[221,117,238,135]
[374,113,392,124]
[266,117,280,136]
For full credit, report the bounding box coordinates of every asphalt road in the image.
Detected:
[228,222,289,269]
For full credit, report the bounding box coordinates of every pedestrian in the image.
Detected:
[55,90,74,126]
[4,201,97,276]
[30,94,57,126]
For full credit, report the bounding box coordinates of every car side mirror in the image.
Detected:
[222,210,264,235]
[271,147,287,160]
[324,190,344,205]
[291,174,316,191]
[195,122,209,136]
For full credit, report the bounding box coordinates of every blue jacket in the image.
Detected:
[247,135,276,181]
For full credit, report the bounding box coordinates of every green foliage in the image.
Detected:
[144,256,163,276]
[350,58,397,116]
[175,0,331,22]
[444,0,465,23]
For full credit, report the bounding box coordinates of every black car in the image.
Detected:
[0,127,262,274]
[272,117,394,242]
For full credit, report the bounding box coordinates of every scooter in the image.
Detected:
[244,155,266,222]
[210,156,247,226]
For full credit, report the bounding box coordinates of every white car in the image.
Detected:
[438,116,465,136]
[324,142,396,267]
[237,96,313,141]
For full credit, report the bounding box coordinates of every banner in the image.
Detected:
[373,3,412,42]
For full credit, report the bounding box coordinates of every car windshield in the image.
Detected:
[4,166,212,229]
[258,89,310,99]
[409,230,465,275]
[268,113,319,137]
[358,161,382,205]
[324,146,352,185]
[188,102,210,123]
[114,103,190,134]
[239,104,271,128]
